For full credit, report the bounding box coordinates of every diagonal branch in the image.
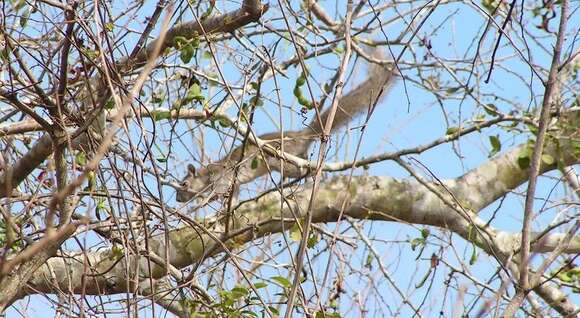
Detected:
[18,115,580,313]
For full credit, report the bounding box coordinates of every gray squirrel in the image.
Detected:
[176,49,396,203]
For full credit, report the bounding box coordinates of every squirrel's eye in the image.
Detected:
[181,180,190,187]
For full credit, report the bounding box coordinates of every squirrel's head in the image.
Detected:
[175,164,210,202]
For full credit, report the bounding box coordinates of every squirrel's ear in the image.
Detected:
[187,164,196,176]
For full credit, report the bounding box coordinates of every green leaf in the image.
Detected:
[517,156,530,170]
[231,285,249,299]
[307,233,318,248]
[75,151,87,166]
[473,114,486,123]
[365,253,374,268]
[173,36,188,48]
[112,245,124,259]
[469,246,478,265]
[517,145,533,169]
[191,34,200,49]
[415,268,431,288]
[329,298,338,309]
[253,282,268,289]
[19,9,30,27]
[316,312,342,318]
[105,99,115,109]
[445,86,460,94]
[104,22,114,32]
[243,310,259,318]
[96,199,106,212]
[86,171,96,191]
[271,276,291,288]
[445,127,459,137]
[526,123,538,135]
[82,48,99,60]
[293,73,312,108]
[293,85,303,99]
[150,110,171,121]
[250,96,263,107]
[483,103,499,116]
[410,237,425,251]
[297,95,312,108]
[251,157,259,169]
[180,43,194,63]
[296,74,306,86]
[290,223,301,242]
[200,4,214,20]
[268,306,280,315]
[218,118,231,128]
[557,272,573,283]
[541,154,555,166]
[489,135,501,157]
[184,83,204,103]
[12,0,26,11]
[481,0,499,13]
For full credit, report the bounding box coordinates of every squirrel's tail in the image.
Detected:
[306,48,396,135]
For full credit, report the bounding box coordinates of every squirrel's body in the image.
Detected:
[176,50,396,203]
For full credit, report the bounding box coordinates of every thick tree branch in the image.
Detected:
[17,118,580,313]
[454,108,579,213]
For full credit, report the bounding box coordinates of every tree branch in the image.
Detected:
[18,122,580,312]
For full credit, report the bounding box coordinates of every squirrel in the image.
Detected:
[175,49,396,203]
